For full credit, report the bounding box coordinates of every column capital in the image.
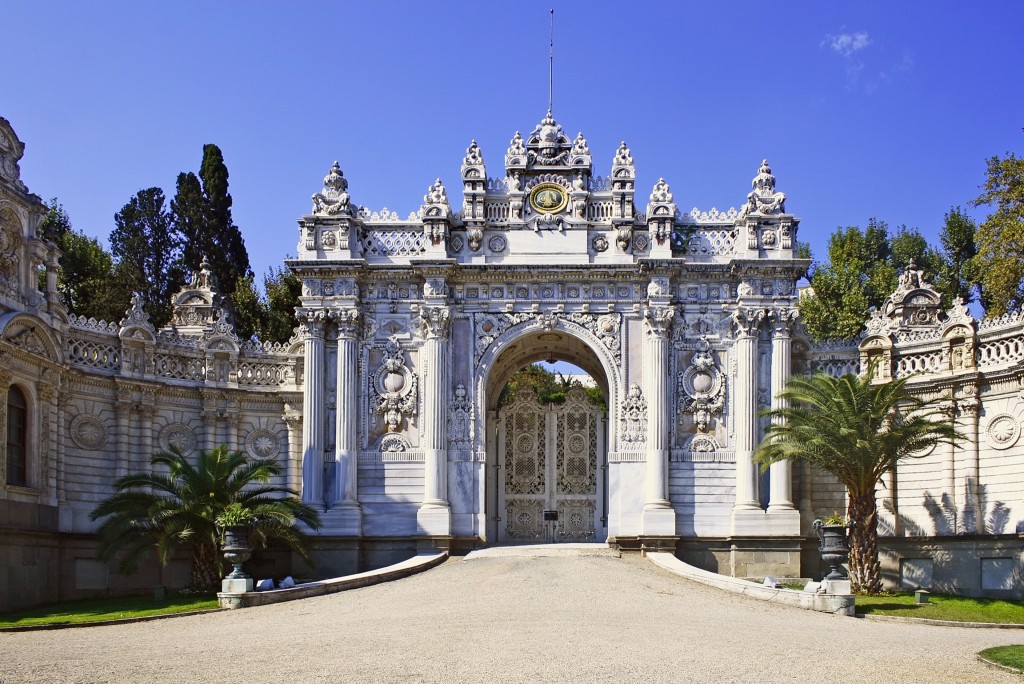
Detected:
[296,308,328,339]
[733,307,766,338]
[643,306,674,338]
[331,307,362,339]
[770,307,798,337]
[420,305,452,340]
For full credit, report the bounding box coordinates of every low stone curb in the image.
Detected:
[857,613,1024,629]
[217,552,448,609]
[976,654,1024,674]
[646,552,855,616]
[0,608,227,632]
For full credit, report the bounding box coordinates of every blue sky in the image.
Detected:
[5,2,1023,284]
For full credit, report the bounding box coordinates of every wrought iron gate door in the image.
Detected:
[498,386,605,543]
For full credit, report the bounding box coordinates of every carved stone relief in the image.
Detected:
[245,428,281,459]
[70,414,108,451]
[677,339,726,431]
[370,335,417,433]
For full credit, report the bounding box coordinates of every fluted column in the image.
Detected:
[300,312,327,506]
[641,300,676,536]
[334,309,362,509]
[958,395,981,534]
[283,409,303,495]
[732,308,763,514]
[767,309,796,512]
[417,303,452,536]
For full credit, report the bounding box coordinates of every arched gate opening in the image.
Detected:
[482,330,611,544]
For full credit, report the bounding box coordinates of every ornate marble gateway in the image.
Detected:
[288,109,809,544]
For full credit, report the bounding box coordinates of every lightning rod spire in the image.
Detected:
[548,9,554,116]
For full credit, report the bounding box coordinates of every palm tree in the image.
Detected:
[755,370,958,594]
[90,445,321,590]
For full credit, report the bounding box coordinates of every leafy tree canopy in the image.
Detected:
[971,152,1024,315]
[173,145,252,298]
[110,188,185,328]
[799,218,976,342]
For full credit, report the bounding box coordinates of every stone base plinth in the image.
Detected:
[222,577,253,593]
[822,578,851,595]
[641,504,676,536]
[416,503,452,536]
[319,504,362,536]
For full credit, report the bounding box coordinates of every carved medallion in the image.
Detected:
[987,414,1020,451]
[245,428,281,459]
[529,182,568,214]
[159,423,197,455]
[70,414,107,451]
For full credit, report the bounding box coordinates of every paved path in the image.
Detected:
[1,553,1017,683]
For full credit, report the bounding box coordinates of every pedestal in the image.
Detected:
[221,577,253,593]
[417,502,451,536]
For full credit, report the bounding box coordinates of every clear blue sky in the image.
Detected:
[5,2,1023,284]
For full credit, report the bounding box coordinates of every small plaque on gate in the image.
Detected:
[543,510,558,521]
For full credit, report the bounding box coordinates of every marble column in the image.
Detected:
[765,309,801,534]
[417,305,452,536]
[731,308,764,534]
[641,304,675,535]
[300,313,327,506]
[331,309,362,534]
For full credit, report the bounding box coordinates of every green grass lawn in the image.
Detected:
[856,593,1024,623]
[0,593,220,629]
[979,646,1024,672]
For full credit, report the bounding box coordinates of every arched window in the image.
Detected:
[6,386,27,486]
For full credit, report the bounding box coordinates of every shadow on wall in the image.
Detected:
[879,482,1024,537]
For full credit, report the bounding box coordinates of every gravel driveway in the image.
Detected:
[0,553,1017,683]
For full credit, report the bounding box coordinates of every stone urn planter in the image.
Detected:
[813,518,851,581]
[221,525,254,580]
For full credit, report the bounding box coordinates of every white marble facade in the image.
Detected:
[1,114,1023,608]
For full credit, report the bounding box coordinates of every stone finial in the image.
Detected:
[571,132,590,157]
[507,132,526,158]
[312,161,351,215]
[613,141,634,167]
[650,178,674,203]
[464,140,484,167]
[119,292,153,331]
[424,178,449,207]
[740,159,786,217]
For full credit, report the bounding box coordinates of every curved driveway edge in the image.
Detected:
[217,551,447,609]
[646,551,855,615]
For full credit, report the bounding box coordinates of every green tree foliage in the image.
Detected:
[755,370,958,594]
[497,364,605,409]
[936,207,979,306]
[971,152,1024,315]
[90,445,321,591]
[41,199,130,323]
[172,145,252,299]
[230,274,264,342]
[263,265,302,344]
[110,188,185,328]
[226,267,302,344]
[800,220,894,342]
[799,219,963,342]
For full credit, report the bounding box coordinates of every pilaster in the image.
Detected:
[765,308,800,535]
[731,306,764,534]
[417,294,452,536]
[299,311,327,506]
[325,307,362,535]
[641,283,675,535]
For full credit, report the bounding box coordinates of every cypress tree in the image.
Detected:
[198,144,251,297]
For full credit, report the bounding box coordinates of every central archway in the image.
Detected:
[475,325,619,544]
